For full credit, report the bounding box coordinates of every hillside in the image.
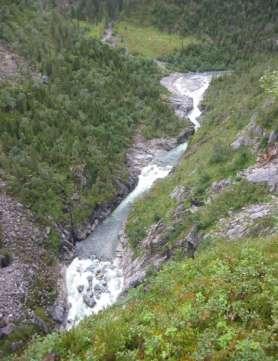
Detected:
[118,0,278,70]
[0,1,183,355]
[0,0,277,360]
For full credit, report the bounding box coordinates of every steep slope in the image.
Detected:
[1,0,278,359]
[11,45,278,361]
[123,54,278,287]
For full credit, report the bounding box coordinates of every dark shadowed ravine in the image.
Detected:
[65,72,214,328]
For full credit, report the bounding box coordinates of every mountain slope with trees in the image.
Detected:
[0,0,277,360]
[0,1,182,238]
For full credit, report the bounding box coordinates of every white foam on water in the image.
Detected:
[66,257,123,328]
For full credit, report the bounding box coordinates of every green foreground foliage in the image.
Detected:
[14,236,278,361]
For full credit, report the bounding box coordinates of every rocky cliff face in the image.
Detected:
[0,179,62,355]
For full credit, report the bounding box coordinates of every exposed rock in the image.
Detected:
[50,304,66,324]
[32,314,49,334]
[102,23,118,48]
[242,158,278,192]
[0,252,11,268]
[87,275,93,292]
[83,294,96,308]
[41,75,49,84]
[209,200,278,241]
[126,133,177,174]
[177,125,195,144]
[94,284,107,299]
[0,179,61,339]
[170,185,190,202]
[141,222,167,253]
[49,265,68,326]
[42,353,60,361]
[169,94,194,118]
[173,204,186,219]
[268,131,278,145]
[10,340,24,353]
[231,120,265,151]
[0,315,6,329]
[77,285,84,293]
[118,223,169,290]
[0,44,22,82]
[211,179,232,194]
[0,323,15,339]
[186,226,201,258]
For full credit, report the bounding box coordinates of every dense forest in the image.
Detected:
[123,0,278,70]
[0,0,182,246]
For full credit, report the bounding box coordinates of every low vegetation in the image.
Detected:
[13,236,278,361]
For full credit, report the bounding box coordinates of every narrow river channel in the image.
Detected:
[66,72,213,328]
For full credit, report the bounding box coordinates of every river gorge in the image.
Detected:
[65,72,214,328]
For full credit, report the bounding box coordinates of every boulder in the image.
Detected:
[186,226,201,258]
[268,130,278,145]
[94,284,107,299]
[10,340,24,353]
[170,186,190,202]
[0,323,15,339]
[83,294,96,308]
[77,285,84,293]
[231,120,264,151]
[244,159,278,192]
[50,304,65,324]
[211,179,232,194]
[177,126,195,144]
[0,251,12,268]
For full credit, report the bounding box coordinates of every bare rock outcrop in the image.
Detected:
[119,223,169,290]
[242,157,278,192]
[207,200,278,241]
[0,180,59,350]
[231,118,266,152]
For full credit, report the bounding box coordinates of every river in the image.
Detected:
[65,72,213,328]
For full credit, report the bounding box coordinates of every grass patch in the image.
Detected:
[78,20,105,40]
[115,21,197,59]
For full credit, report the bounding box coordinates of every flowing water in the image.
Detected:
[66,72,213,328]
